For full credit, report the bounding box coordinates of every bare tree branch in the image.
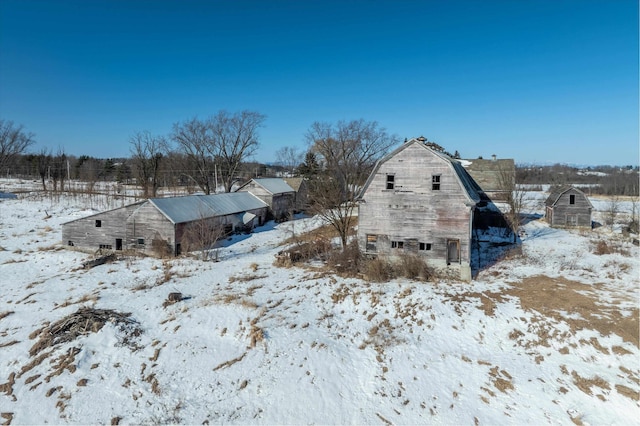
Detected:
[129,131,167,198]
[306,119,398,250]
[0,120,35,173]
[210,110,266,192]
[171,117,216,194]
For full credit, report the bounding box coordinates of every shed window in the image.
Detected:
[432,175,441,190]
[137,238,145,246]
[419,242,432,251]
[95,220,102,227]
[569,194,575,205]
[391,240,404,249]
[366,234,378,252]
[386,174,395,190]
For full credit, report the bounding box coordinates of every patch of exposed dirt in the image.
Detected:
[444,291,507,316]
[507,276,638,348]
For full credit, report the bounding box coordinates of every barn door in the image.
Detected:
[447,239,460,264]
[115,239,122,251]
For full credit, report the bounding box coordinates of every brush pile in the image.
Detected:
[29,307,140,356]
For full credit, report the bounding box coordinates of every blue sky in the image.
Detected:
[1,0,638,166]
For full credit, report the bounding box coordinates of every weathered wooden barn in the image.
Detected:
[235,178,296,221]
[357,138,502,281]
[461,156,515,201]
[62,192,268,256]
[283,177,310,213]
[545,186,593,228]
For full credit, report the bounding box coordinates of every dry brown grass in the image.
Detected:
[213,352,247,371]
[0,311,14,321]
[593,239,630,256]
[506,276,638,348]
[229,274,268,283]
[54,293,99,310]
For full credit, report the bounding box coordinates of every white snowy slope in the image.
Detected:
[0,191,638,425]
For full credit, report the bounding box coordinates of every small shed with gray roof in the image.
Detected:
[235,178,296,221]
[545,186,592,228]
[62,192,268,256]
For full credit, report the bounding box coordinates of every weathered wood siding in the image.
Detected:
[175,205,267,254]
[284,178,310,212]
[62,202,144,252]
[237,183,295,220]
[358,142,474,271]
[127,202,176,254]
[271,193,295,220]
[63,200,269,257]
[546,188,592,228]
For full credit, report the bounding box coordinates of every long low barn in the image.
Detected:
[62,192,268,256]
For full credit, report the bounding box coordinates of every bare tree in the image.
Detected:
[181,215,227,261]
[0,120,35,174]
[171,117,216,194]
[605,196,620,231]
[50,148,68,192]
[36,148,51,191]
[209,110,266,192]
[498,164,525,242]
[629,197,639,234]
[306,119,398,250]
[129,131,167,198]
[275,146,303,176]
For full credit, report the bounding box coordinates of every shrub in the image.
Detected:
[274,238,331,267]
[594,240,611,255]
[327,240,362,275]
[363,256,393,282]
[396,253,433,281]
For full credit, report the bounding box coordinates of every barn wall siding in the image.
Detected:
[62,203,144,252]
[237,184,295,221]
[357,142,475,280]
[547,188,592,228]
[127,203,176,254]
[63,200,269,257]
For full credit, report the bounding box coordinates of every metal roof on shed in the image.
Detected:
[241,178,295,195]
[149,192,267,224]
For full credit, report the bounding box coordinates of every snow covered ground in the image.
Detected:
[0,187,638,425]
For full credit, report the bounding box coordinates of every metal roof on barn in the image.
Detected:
[149,192,267,224]
[239,178,295,195]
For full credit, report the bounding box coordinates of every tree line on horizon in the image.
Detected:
[1,116,638,200]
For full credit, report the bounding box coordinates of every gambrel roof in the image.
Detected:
[544,186,593,208]
[149,192,268,224]
[236,178,295,195]
[359,138,482,206]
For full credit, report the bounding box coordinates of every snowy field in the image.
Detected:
[0,185,638,425]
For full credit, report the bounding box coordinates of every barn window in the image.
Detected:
[68,241,74,246]
[419,242,432,251]
[432,175,441,190]
[366,234,378,252]
[569,194,575,205]
[391,240,404,249]
[95,220,102,227]
[137,238,145,246]
[99,244,112,250]
[386,174,395,190]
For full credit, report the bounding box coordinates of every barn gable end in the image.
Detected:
[545,186,592,228]
[357,138,486,281]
